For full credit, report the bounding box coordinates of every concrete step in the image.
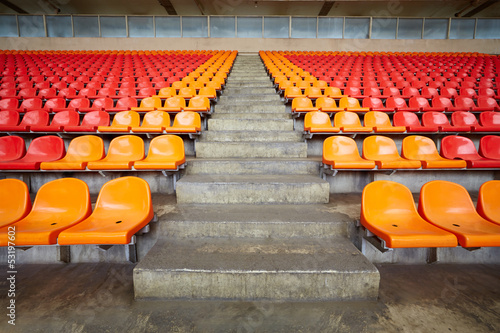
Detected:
[176,174,329,204]
[185,158,319,175]
[134,237,379,300]
[226,78,271,83]
[195,141,307,158]
[224,81,274,88]
[217,100,283,107]
[200,130,302,142]
[223,87,276,95]
[211,112,290,120]
[215,104,285,113]
[219,94,281,102]
[208,118,293,131]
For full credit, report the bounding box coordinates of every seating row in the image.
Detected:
[322,135,500,170]
[361,180,500,248]
[305,110,500,135]
[0,134,185,171]
[0,109,201,134]
[0,176,154,252]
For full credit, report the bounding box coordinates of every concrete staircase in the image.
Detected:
[134,54,380,301]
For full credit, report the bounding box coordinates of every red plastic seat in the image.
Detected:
[422,112,470,132]
[479,135,500,160]
[1,110,49,132]
[18,88,37,100]
[453,96,476,112]
[440,87,458,99]
[18,98,43,112]
[459,88,477,99]
[80,97,114,113]
[479,112,500,131]
[109,97,137,112]
[31,110,80,132]
[0,135,65,170]
[386,97,418,112]
[362,97,391,112]
[393,111,438,132]
[0,88,18,99]
[57,87,76,99]
[402,87,419,99]
[43,98,67,112]
[452,111,498,132]
[38,88,57,99]
[441,136,500,168]
[382,87,400,97]
[64,110,109,132]
[475,96,499,111]
[0,136,26,161]
[66,98,91,111]
[421,87,439,99]
[0,110,20,129]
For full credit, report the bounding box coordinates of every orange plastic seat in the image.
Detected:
[157,87,176,98]
[304,111,340,133]
[164,111,201,133]
[334,111,372,133]
[158,96,185,113]
[364,111,406,133]
[134,135,185,170]
[339,97,369,112]
[58,177,154,245]
[291,97,317,113]
[98,111,140,133]
[131,111,170,133]
[284,87,303,100]
[87,135,145,170]
[198,87,217,100]
[177,87,197,99]
[324,87,344,98]
[361,181,457,248]
[0,179,31,228]
[363,136,421,169]
[315,97,341,113]
[40,135,105,170]
[184,96,211,113]
[418,180,500,248]
[477,181,500,225]
[322,136,376,169]
[0,178,91,246]
[401,135,466,169]
[131,96,162,112]
[304,87,323,99]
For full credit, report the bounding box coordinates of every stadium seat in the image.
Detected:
[322,136,375,169]
[98,111,140,133]
[361,181,457,248]
[0,178,91,246]
[40,135,105,170]
[362,97,391,112]
[18,88,37,100]
[452,111,499,132]
[64,111,109,132]
[304,111,340,133]
[441,136,500,168]
[315,97,341,113]
[131,111,171,133]
[284,87,303,100]
[478,135,500,160]
[157,87,177,98]
[177,87,197,99]
[0,136,25,161]
[31,110,79,132]
[164,111,201,134]
[323,87,344,98]
[477,181,500,225]
[291,97,318,113]
[134,135,186,170]
[0,135,65,170]
[87,135,145,170]
[57,177,154,245]
[334,111,372,133]
[109,97,137,112]
[401,135,466,169]
[158,96,185,113]
[0,110,49,132]
[0,179,31,228]
[422,112,471,132]
[476,97,500,112]
[18,98,43,112]
[131,96,162,112]
[362,136,421,169]
[66,98,91,112]
[184,96,211,113]
[338,97,369,112]
[418,180,500,248]
[393,111,437,132]
[479,112,500,131]
[386,97,418,112]
[0,110,20,128]
[364,111,406,133]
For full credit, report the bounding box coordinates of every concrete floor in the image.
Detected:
[1,263,499,332]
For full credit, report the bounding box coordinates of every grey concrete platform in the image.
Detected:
[207,118,293,131]
[200,130,302,142]
[133,237,379,301]
[195,141,307,158]
[2,263,499,332]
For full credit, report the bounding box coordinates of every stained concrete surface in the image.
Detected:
[0,263,499,332]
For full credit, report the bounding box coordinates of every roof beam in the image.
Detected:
[463,0,499,17]
[0,0,28,13]
[318,1,335,16]
[157,0,177,15]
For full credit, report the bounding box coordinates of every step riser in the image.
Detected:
[201,131,302,142]
[195,142,307,158]
[224,88,276,95]
[219,95,281,102]
[224,82,274,88]
[185,160,319,175]
[211,113,290,119]
[208,119,293,131]
[176,182,329,204]
[215,105,285,113]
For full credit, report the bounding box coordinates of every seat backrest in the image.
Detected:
[115,97,137,109]
[0,98,18,110]
[393,111,420,127]
[361,180,421,225]
[139,96,161,108]
[305,86,322,96]
[477,96,499,109]
[451,111,478,127]
[110,111,140,127]
[440,87,458,99]
[58,87,76,98]
[421,87,439,99]
[324,87,343,98]
[38,88,57,99]
[285,87,302,97]
[479,111,500,127]
[172,111,201,130]
[20,110,50,127]
[383,87,400,97]
[403,86,419,97]
[477,180,500,224]
[304,111,332,129]
[62,135,105,162]
[29,177,91,222]
[432,97,453,109]
[92,97,114,110]
[20,98,43,110]
[0,136,26,161]
[316,97,337,109]
[478,135,500,160]
[158,87,177,98]
[145,135,185,163]
[292,97,313,110]
[0,110,20,126]
[139,87,156,97]
[0,178,31,226]
[409,96,430,109]
[364,111,392,128]
[78,88,96,98]
[188,96,210,109]
[422,112,450,127]
[441,135,482,160]
[141,111,170,128]
[23,135,65,162]
[454,96,476,109]
[117,88,136,97]
[323,136,363,161]
[402,135,441,160]
[198,87,216,97]
[50,110,80,127]
[362,97,384,109]
[385,97,408,109]
[44,98,66,110]
[164,96,186,108]
[171,81,187,90]
[105,135,145,162]
[67,98,90,110]
[334,111,362,127]
[339,97,362,109]
[362,135,401,160]
[18,88,37,99]
[80,111,109,127]
[178,87,196,98]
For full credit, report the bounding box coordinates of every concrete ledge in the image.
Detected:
[195,141,307,158]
